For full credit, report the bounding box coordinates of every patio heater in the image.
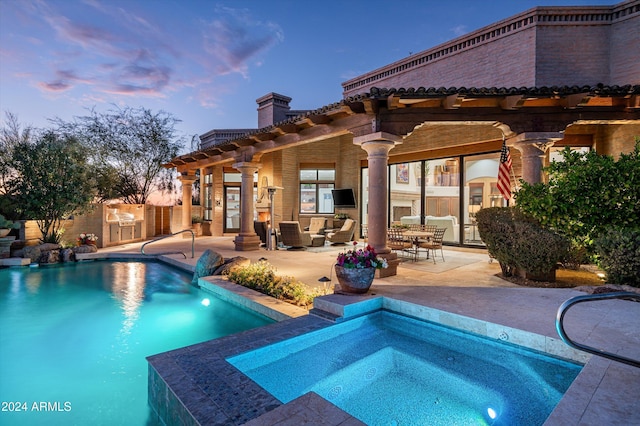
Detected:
[266,186,283,251]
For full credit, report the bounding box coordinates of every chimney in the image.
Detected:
[256,93,292,128]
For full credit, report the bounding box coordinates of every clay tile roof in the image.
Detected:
[166,83,639,167]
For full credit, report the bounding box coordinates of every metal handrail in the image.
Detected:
[140,229,195,259]
[556,292,640,368]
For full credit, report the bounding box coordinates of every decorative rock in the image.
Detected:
[60,248,75,262]
[192,249,224,283]
[213,256,250,275]
[23,245,41,262]
[73,244,98,254]
[39,249,60,264]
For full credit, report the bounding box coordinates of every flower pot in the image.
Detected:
[334,265,375,294]
[0,229,10,238]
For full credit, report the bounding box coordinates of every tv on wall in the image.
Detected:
[331,188,356,208]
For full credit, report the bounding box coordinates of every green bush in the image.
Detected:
[227,260,322,307]
[476,207,569,281]
[594,228,640,286]
[476,207,520,277]
[0,214,19,229]
[514,141,640,261]
[513,220,569,277]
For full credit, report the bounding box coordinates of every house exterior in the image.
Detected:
[165,1,640,277]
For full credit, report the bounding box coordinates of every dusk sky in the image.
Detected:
[1,0,608,153]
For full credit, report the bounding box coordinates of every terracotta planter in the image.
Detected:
[0,229,10,238]
[335,265,375,294]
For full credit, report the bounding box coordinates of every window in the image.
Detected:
[300,168,335,214]
[203,169,213,220]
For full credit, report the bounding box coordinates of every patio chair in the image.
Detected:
[305,217,326,235]
[278,221,325,249]
[254,221,268,245]
[387,227,413,260]
[326,218,356,245]
[418,227,446,263]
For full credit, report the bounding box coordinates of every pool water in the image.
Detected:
[229,310,582,425]
[0,261,274,426]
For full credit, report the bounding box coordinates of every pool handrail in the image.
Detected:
[140,229,195,259]
[556,291,640,368]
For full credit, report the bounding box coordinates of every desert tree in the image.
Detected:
[56,106,184,204]
[0,112,34,218]
[6,131,96,243]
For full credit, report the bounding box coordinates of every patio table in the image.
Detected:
[401,230,434,261]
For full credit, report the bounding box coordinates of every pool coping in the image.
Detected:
[147,283,600,426]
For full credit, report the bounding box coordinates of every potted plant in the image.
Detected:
[0,214,19,238]
[333,212,349,228]
[77,233,98,246]
[335,242,388,294]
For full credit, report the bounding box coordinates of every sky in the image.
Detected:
[0,0,610,153]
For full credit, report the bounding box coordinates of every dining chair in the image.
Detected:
[418,227,446,263]
[387,227,414,260]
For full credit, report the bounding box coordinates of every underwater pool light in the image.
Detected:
[201,298,211,307]
[487,407,497,420]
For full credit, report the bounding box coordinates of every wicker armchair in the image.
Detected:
[306,217,326,235]
[279,221,325,249]
[326,218,356,245]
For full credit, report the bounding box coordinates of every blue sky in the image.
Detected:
[0,0,608,152]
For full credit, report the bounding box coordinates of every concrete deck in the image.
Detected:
[88,236,639,425]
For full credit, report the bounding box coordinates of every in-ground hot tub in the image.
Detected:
[228,310,583,425]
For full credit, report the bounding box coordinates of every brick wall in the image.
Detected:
[343,4,640,96]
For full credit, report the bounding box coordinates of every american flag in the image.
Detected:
[497,138,512,201]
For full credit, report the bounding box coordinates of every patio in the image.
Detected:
[90,235,639,425]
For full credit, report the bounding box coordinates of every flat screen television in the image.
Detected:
[331,188,356,208]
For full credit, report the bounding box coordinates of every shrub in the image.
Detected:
[476,207,569,281]
[513,221,569,277]
[476,207,519,277]
[594,228,640,286]
[227,260,323,307]
[515,141,640,261]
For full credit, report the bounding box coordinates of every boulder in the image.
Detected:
[192,249,224,283]
[60,248,75,262]
[23,245,41,262]
[213,256,250,275]
[23,243,61,262]
[39,249,60,264]
[73,244,98,254]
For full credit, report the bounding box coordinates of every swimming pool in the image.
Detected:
[229,310,583,425]
[0,261,274,426]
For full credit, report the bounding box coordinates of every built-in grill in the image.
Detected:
[107,209,137,226]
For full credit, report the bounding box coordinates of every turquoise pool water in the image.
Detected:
[0,261,274,426]
[229,310,582,425]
